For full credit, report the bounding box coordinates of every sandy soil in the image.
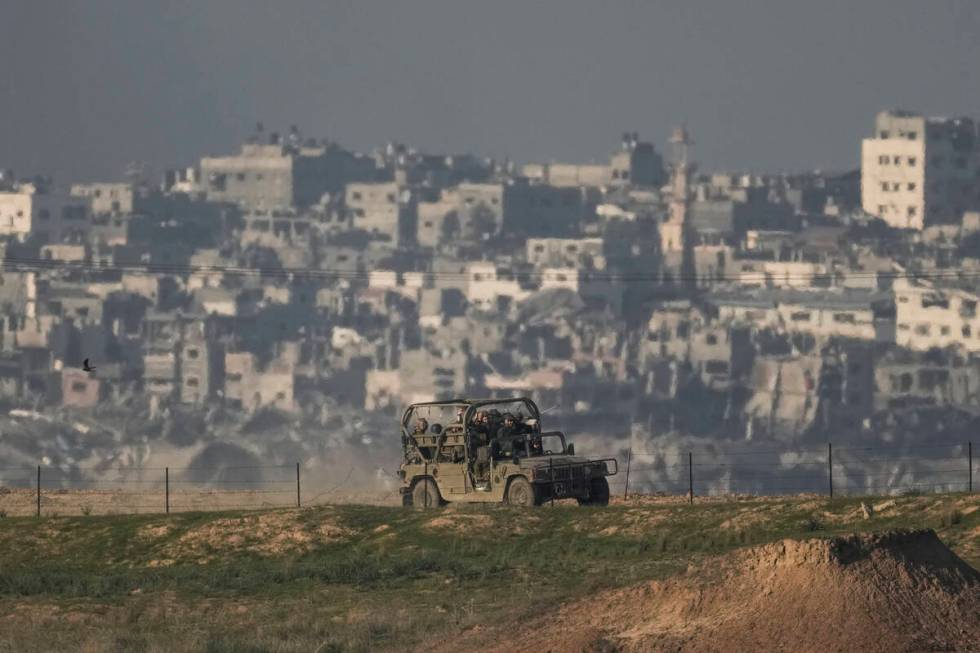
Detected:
[0,487,401,517]
[438,529,980,653]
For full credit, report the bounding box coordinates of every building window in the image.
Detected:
[962,325,972,338]
[790,311,811,322]
[236,173,246,181]
[914,324,930,335]
[908,157,917,166]
[960,300,976,317]
[908,206,917,217]
[878,155,889,164]
[878,205,886,214]
[705,334,718,345]
[897,323,910,330]
[906,132,917,140]
[892,182,901,191]
[940,326,951,336]
[186,349,199,359]
[892,156,901,164]
[880,182,889,192]
[71,382,88,393]
[879,131,890,138]
[922,293,949,309]
[833,313,856,324]
[907,183,916,191]
[187,378,199,387]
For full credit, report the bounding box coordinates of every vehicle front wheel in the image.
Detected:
[411,478,443,508]
[577,477,610,507]
[505,477,540,507]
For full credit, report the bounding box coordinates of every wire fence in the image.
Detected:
[0,441,975,516]
[607,441,976,502]
[0,464,303,517]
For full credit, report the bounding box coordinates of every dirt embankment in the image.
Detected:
[447,529,980,653]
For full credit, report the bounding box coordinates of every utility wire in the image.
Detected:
[4,254,980,286]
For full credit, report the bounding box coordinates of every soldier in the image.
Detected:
[471,410,490,441]
[494,413,523,456]
[413,418,429,435]
[454,407,466,424]
[529,433,544,456]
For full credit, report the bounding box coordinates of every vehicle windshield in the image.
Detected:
[536,433,567,456]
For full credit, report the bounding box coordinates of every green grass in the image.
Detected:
[0,493,976,652]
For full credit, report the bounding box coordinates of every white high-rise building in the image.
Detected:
[861,110,979,230]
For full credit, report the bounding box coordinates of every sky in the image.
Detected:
[2,0,979,184]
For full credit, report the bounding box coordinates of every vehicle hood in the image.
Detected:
[520,455,592,468]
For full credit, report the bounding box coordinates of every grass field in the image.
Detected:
[0,493,976,652]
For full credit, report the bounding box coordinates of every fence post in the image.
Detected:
[623,448,632,500]
[296,462,301,508]
[969,442,973,493]
[165,467,170,514]
[688,452,693,504]
[36,465,40,518]
[828,442,833,499]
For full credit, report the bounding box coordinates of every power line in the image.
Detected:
[4,254,980,286]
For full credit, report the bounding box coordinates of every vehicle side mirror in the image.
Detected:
[566,443,575,455]
[512,455,520,465]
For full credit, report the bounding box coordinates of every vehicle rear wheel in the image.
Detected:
[578,477,610,506]
[505,476,540,507]
[412,478,442,508]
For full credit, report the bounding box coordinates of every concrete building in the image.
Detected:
[224,347,297,413]
[710,289,895,342]
[861,110,980,229]
[201,137,371,210]
[465,263,530,311]
[894,278,980,352]
[70,183,137,215]
[345,182,417,246]
[0,182,90,243]
[522,132,666,188]
[526,238,605,268]
[61,368,102,408]
[179,323,219,405]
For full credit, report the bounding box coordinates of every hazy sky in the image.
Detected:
[2,1,979,183]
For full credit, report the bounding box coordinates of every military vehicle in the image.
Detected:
[398,398,617,507]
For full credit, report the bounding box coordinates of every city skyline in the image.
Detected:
[3,1,979,183]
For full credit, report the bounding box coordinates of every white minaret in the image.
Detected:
[660,127,693,252]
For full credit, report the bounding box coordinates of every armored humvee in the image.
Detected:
[398,398,617,507]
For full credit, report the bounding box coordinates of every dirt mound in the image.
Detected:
[457,530,980,653]
[141,509,352,564]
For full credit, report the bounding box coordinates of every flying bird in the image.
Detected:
[82,359,96,373]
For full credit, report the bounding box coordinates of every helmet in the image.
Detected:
[502,412,515,422]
